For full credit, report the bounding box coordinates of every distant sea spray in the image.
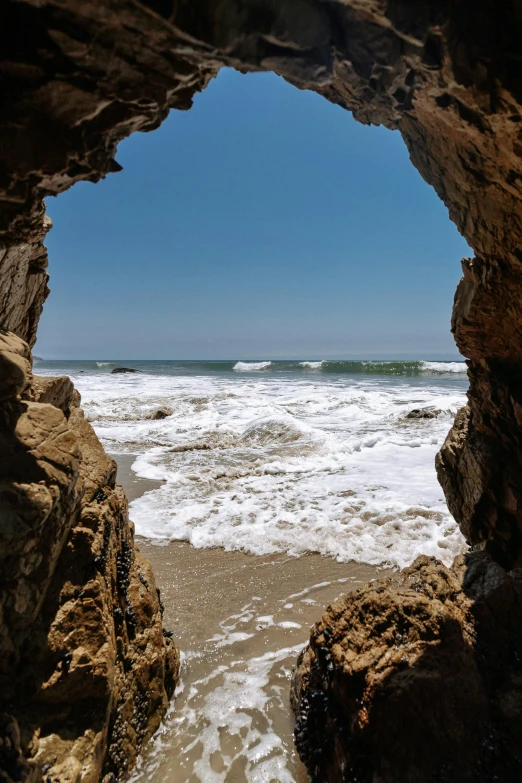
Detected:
[214,359,466,375]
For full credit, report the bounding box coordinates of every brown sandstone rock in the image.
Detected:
[0,337,178,782]
[291,553,522,783]
[437,360,522,569]
[29,376,79,416]
[0,212,51,348]
[0,332,32,402]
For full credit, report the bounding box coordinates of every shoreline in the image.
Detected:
[112,452,165,501]
[113,450,387,651]
[113,453,387,782]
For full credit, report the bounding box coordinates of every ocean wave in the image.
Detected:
[35,358,468,377]
[420,361,467,373]
[233,361,272,371]
[240,414,318,447]
[231,359,466,375]
[64,365,468,568]
[315,360,467,375]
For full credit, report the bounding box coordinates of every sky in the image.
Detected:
[35,68,470,360]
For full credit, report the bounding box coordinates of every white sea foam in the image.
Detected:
[128,586,332,783]
[191,646,300,782]
[299,360,324,369]
[233,361,272,371]
[96,361,115,367]
[52,367,469,570]
[127,573,376,783]
[420,361,467,373]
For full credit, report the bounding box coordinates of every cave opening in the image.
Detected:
[3,2,522,781]
[31,68,471,782]
[35,68,469,361]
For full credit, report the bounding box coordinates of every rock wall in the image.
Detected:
[291,552,522,782]
[0,333,178,782]
[2,1,522,781]
[0,211,51,350]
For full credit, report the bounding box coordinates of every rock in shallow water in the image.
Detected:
[291,552,522,783]
[405,408,442,419]
[149,408,172,420]
[111,367,140,374]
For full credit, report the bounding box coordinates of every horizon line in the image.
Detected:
[33,355,466,362]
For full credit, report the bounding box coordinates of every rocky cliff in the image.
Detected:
[1,1,522,781]
[291,552,522,782]
[0,332,178,782]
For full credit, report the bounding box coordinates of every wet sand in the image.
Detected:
[113,454,389,783]
[114,453,165,501]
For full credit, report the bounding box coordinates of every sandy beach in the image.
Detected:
[114,453,388,782]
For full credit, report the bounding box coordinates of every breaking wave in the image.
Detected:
[419,361,467,373]
[35,358,467,377]
[233,361,273,371]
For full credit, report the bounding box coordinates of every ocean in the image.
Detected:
[34,358,469,570]
[34,357,470,781]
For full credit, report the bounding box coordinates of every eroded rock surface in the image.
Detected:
[291,553,522,782]
[437,360,522,569]
[0,336,178,782]
[405,407,442,419]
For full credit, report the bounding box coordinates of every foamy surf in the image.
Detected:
[39,362,470,570]
[298,360,323,369]
[233,361,272,371]
[420,361,467,373]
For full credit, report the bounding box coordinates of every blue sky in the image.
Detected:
[35,68,470,360]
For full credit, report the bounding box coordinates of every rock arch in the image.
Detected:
[1,1,522,781]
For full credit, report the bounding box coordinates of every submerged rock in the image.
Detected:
[111,367,139,374]
[149,408,172,420]
[405,408,442,419]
